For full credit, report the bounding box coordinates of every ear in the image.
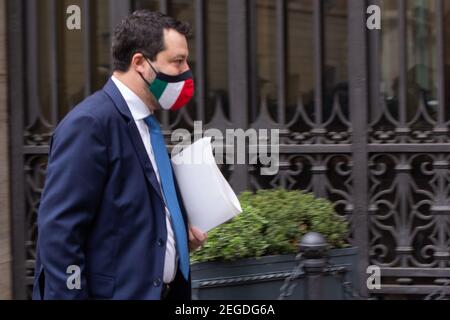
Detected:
[131,52,147,74]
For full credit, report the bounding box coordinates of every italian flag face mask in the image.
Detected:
[141,57,195,111]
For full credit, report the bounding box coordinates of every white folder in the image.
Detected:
[171,137,242,232]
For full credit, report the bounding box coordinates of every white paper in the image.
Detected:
[171,137,242,232]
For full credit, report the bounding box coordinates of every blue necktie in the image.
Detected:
[144,114,190,281]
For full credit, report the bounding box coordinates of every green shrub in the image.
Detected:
[190,203,269,263]
[190,189,349,263]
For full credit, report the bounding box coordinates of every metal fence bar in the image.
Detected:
[313,0,324,129]
[49,0,60,125]
[7,0,27,300]
[348,0,369,298]
[83,0,93,97]
[248,0,258,123]
[310,0,326,198]
[159,0,170,128]
[194,0,206,122]
[24,2,40,295]
[109,0,131,78]
[227,0,249,193]
[435,0,447,131]
[276,0,286,126]
[159,0,169,14]
[398,0,408,129]
[25,0,39,129]
[368,0,381,122]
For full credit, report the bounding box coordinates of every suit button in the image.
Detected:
[153,278,161,287]
[157,239,164,247]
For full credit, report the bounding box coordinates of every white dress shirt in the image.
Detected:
[111,76,178,284]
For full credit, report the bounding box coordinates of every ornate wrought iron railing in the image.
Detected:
[7,0,450,299]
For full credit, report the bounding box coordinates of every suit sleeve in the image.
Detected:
[37,111,108,299]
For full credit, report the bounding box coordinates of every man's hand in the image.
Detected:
[188,225,208,251]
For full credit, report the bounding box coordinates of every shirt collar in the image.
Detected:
[111,75,153,120]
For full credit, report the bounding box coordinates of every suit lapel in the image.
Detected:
[127,121,165,203]
[103,79,165,204]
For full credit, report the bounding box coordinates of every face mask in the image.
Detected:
[139,56,194,111]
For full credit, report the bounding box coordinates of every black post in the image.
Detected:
[299,232,328,300]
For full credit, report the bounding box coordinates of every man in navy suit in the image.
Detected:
[32,10,207,300]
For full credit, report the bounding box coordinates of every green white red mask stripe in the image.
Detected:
[149,70,195,111]
[150,78,193,111]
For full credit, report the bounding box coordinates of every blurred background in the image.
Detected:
[0,0,450,299]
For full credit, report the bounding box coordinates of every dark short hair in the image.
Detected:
[112,10,192,72]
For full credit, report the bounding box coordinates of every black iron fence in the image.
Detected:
[279,232,448,300]
[7,0,450,299]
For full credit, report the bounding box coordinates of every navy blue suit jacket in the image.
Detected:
[32,79,191,300]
